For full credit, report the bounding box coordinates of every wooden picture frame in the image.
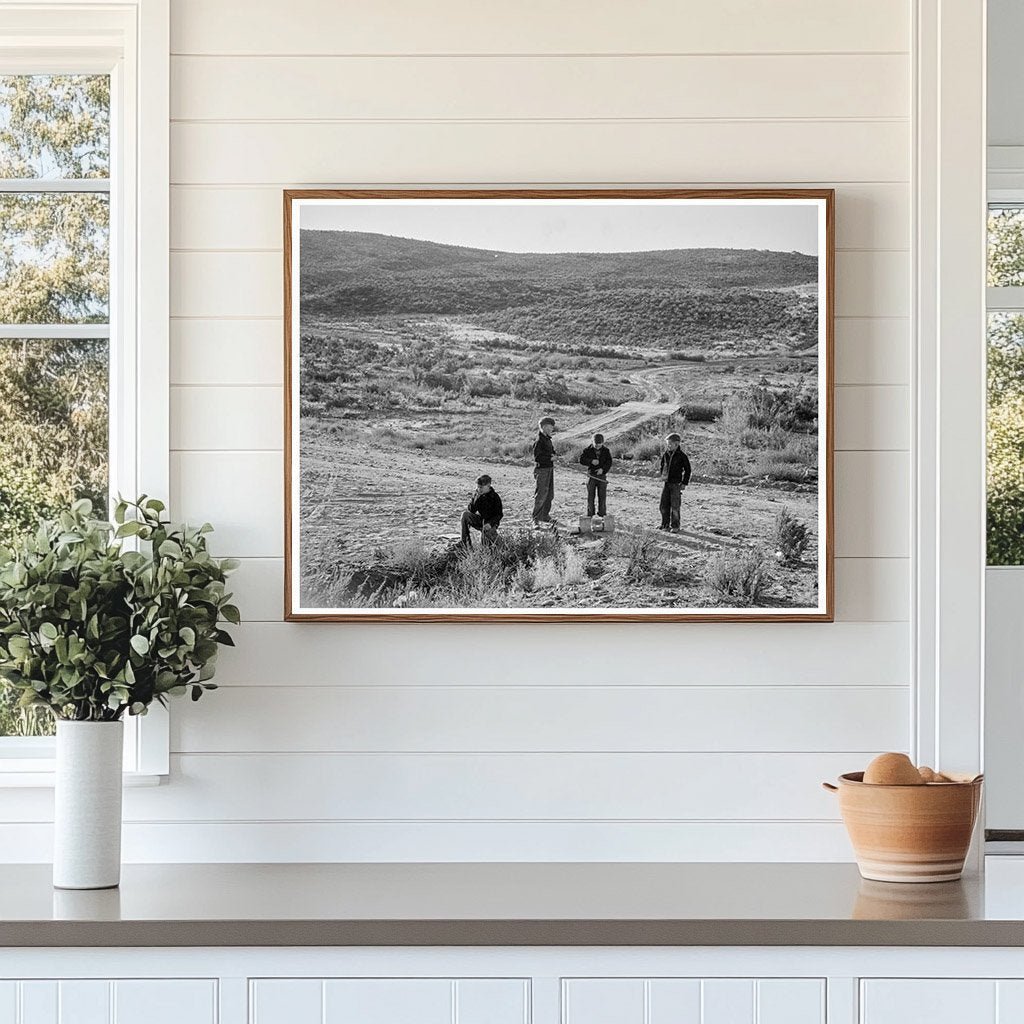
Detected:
[284,188,834,622]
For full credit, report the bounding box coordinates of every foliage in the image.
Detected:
[681,402,721,423]
[987,312,1024,564]
[704,547,771,605]
[988,209,1024,288]
[0,497,238,723]
[0,338,108,519]
[987,395,1024,565]
[771,507,810,564]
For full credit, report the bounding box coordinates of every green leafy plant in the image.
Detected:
[0,496,239,722]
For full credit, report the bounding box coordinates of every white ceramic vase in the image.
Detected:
[53,720,124,890]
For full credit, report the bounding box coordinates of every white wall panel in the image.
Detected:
[170,319,282,386]
[170,451,282,557]
[834,251,909,318]
[833,558,909,621]
[834,452,910,558]
[172,54,908,121]
[170,121,909,186]
[1,819,854,862]
[211,621,909,687]
[170,683,909,753]
[65,0,916,863]
[835,386,909,451]
[123,751,863,821]
[170,183,909,252]
[171,386,281,451]
[170,0,910,56]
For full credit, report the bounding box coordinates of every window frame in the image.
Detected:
[0,0,169,783]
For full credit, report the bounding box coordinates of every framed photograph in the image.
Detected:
[284,189,834,622]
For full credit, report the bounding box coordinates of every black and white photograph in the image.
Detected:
[285,190,833,621]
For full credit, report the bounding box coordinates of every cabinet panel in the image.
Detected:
[323,980,451,1024]
[0,983,16,1024]
[455,980,529,1024]
[18,984,56,1024]
[702,980,754,1024]
[563,979,645,1024]
[250,980,322,1024]
[861,981,996,1023]
[113,981,216,1024]
[648,980,702,1023]
[58,982,109,1024]
[563,978,825,1024]
[757,980,825,1024]
[0,981,216,1024]
[251,979,528,1024]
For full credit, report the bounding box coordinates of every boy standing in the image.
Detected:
[578,432,613,517]
[658,432,691,532]
[461,474,503,548]
[532,416,556,525]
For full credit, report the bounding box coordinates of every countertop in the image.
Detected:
[5,861,1024,947]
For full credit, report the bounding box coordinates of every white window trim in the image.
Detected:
[913,0,987,817]
[0,0,169,783]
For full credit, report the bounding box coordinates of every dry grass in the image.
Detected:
[704,547,771,605]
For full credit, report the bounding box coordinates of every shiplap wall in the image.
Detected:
[4,0,916,861]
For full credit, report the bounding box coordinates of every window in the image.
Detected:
[987,205,1024,565]
[0,3,169,778]
[0,74,111,738]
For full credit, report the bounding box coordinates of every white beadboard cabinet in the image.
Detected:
[5,949,1024,1024]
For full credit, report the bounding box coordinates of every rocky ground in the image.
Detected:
[298,435,820,611]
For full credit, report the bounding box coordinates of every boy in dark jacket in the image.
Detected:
[532,416,556,525]
[461,474,503,547]
[658,432,691,532]
[578,432,613,518]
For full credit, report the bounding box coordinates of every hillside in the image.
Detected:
[299,229,819,352]
[298,229,817,315]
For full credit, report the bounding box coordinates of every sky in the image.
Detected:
[298,198,821,257]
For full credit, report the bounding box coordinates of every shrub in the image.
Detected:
[630,438,663,462]
[755,438,817,482]
[607,532,665,583]
[705,547,771,605]
[771,507,810,564]
[682,402,721,423]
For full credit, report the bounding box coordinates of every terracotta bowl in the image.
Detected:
[823,771,983,883]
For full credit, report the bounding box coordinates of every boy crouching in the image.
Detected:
[461,474,503,548]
